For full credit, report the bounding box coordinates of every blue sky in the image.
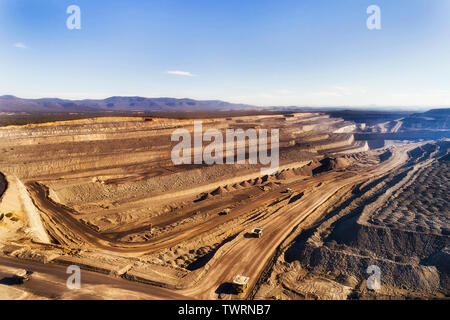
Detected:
[0,0,449,108]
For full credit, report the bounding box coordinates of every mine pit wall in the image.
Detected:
[287,144,449,296]
[0,150,169,179]
[0,122,215,146]
[0,172,6,200]
[355,131,450,150]
[0,117,220,150]
[298,134,355,152]
[332,220,448,265]
[335,141,369,155]
[299,244,443,294]
[333,124,357,133]
[292,216,449,295]
[177,231,245,290]
[0,137,286,180]
[0,114,363,179]
[0,117,203,138]
[51,160,312,211]
[53,255,126,276]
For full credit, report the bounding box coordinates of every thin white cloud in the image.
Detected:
[166,70,196,77]
[13,42,28,49]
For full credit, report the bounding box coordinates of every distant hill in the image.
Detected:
[1,95,446,119]
[401,108,450,130]
[0,95,261,113]
[328,110,412,125]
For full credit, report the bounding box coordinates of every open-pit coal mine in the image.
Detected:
[0,108,448,300]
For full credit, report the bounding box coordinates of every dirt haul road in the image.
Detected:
[19,144,417,299]
[25,176,318,253]
[0,256,189,300]
[23,162,329,254]
[25,174,325,253]
[177,144,416,299]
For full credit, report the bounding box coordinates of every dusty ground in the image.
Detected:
[256,141,449,300]
[0,112,448,300]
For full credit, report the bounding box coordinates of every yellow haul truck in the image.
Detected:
[232,275,250,294]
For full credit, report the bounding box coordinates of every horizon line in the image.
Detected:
[1,93,449,112]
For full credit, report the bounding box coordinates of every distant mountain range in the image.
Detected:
[0,95,448,116]
[401,108,450,130]
[0,95,265,113]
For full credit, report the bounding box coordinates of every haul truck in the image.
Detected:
[13,269,33,282]
[232,275,250,293]
[252,227,263,238]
